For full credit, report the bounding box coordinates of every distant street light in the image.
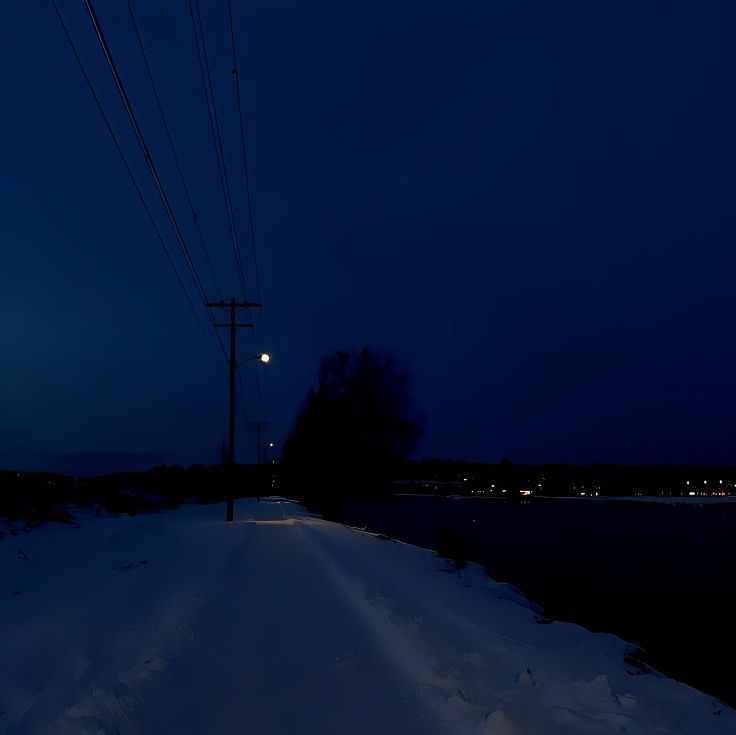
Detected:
[241,356,271,468]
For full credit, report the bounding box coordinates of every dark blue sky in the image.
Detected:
[1,1,735,470]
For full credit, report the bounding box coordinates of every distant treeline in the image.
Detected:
[0,465,272,531]
[392,460,736,497]
[2,459,734,533]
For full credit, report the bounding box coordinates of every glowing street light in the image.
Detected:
[240,353,271,367]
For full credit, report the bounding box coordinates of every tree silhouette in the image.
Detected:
[283,348,424,500]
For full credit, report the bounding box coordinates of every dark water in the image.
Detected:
[338,495,736,707]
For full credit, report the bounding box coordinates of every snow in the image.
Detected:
[1,499,732,733]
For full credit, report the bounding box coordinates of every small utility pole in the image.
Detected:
[247,420,270,465]
[206,297,262,521]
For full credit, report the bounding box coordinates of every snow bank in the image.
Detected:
[1,500,731,733]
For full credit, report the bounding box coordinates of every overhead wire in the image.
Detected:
[82,0,227,360]
[83,0,209,306]
[127,0,223,302]
[188,0,248,300]
[226,0,262,309]
[226,0,263,405]
[51,0,207,336]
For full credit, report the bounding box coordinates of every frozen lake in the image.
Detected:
[338,494,736,707]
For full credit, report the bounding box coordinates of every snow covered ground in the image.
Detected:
[1,499,732,734]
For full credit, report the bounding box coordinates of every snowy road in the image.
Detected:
[1,500,732,734]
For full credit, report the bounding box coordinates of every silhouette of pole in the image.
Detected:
[206,297,261,521]
[228,299,237,468]
[248,420,270,465]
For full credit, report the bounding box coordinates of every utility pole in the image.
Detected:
[247,420,270,465]
[206,297,261,521]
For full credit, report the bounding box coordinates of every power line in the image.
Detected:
[226,0,262,307]
[226,0,264,405]
[188,0,248,300]
[51,0,206,335]
[83,0,229,361]
[128,0,223,302]
[83,0,209,307]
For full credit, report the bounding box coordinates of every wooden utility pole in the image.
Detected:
[206,297,261,521]
[248,420,271,465]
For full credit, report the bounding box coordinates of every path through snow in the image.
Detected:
[1,499,732,734]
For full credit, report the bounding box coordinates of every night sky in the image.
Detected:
[1,1,735,471]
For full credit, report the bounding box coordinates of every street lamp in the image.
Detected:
[238,353,271,368]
